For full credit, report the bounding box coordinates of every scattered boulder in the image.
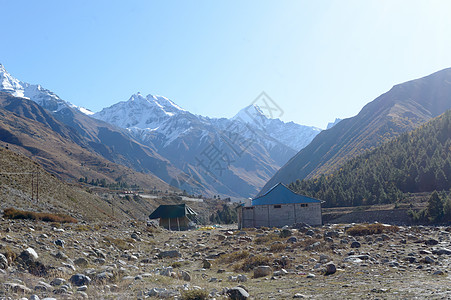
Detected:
[50,278,66,286]
[19,247,38,261]
[227,287,249,300]
[424,239,439,246]
[203,259,212,269]
[287,236,298,243]
[74,257,89,267]
[4,282,32,293]
[305,230,315,236]
[0,253,8,269]
[351,241,361,248]
[157,250,181,259]
[324,262,336,275]
[70,274,91,286]
[279,229,292,238]
[432,248,451,255]
[180,270,191,281]
[324,231,340,238]
[254,265,272,278]
[54,239,65,248]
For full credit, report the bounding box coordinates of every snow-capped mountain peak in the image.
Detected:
[93,92,187,129]
[232,104,269,126]
[0,63,93,115]
[0,63,25,98]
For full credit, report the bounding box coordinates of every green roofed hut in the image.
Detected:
[239,183,323,228]
[149,204,197,231]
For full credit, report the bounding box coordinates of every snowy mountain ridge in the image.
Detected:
[0,64,93,114]
[0,63,329,198]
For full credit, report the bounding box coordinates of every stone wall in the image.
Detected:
[241,203,322,228]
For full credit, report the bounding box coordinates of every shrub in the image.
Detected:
[346,223,399,236]
[3,246,17,264]
[103,237,132,251]
[254,234,282,245]
[3,208,77,223]
[180,289,209,300]
[235,254,270,272]
[269,243,286,252]
[218,250,249,264]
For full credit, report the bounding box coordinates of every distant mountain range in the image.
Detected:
[289,108,451,207]
[0,64,322,198]
[92,92,322,197]
[260,67,451,196]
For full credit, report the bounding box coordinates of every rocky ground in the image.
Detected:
[0,218,450,300]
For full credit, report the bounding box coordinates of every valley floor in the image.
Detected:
[0,218,450,299]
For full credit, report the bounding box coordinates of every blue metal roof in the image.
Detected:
[252,183,321,206]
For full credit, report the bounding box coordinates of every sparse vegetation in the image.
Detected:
[346,223,399,236]
[235,254,270,272]
[219,250,250,264]
[180,289,209,300]
[3,207,77,223]
[254,233,283,245]
[269,243,286,252]
[103,236,134,251]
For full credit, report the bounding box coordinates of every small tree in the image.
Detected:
[427,191,444,223]
[443,195,451,223]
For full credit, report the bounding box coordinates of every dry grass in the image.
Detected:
[3,207,77,223]
[2,245,17,264]
[346,223,399,236]
[254,233,283,245]
[103,236,134,251]
[234,254,270,272]
[218,250,250,264]
[269,243,286,252]
[180,289,209,300]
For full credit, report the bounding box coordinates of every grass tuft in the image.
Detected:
[3,207,77,223]
[346,223,399,236]
[180,289,209,300]
[234,254,270,272]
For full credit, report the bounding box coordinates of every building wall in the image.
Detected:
[241,202,322,228]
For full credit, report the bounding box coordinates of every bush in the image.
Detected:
[218,250,249,264]
[346,223,399,236]
[3,246,17,264]
[180,289,209,300]
[254,234,283,245]
[269,243,286,252]
[3,208,77,223]
[235,254,270,272]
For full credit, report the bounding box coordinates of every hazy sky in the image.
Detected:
[2,0,451,128]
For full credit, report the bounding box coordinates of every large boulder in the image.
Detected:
[227,287,249,300]
[253,265,272,278]
[157,250,181,259]
[0,253,8,269]
[19,247,38,261]
[70,274,91,286]
[324,262,336,275]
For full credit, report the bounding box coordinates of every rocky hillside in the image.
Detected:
[0,92,174,193]
[261,68,451,195]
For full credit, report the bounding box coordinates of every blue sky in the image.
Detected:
[2,0,451,128]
